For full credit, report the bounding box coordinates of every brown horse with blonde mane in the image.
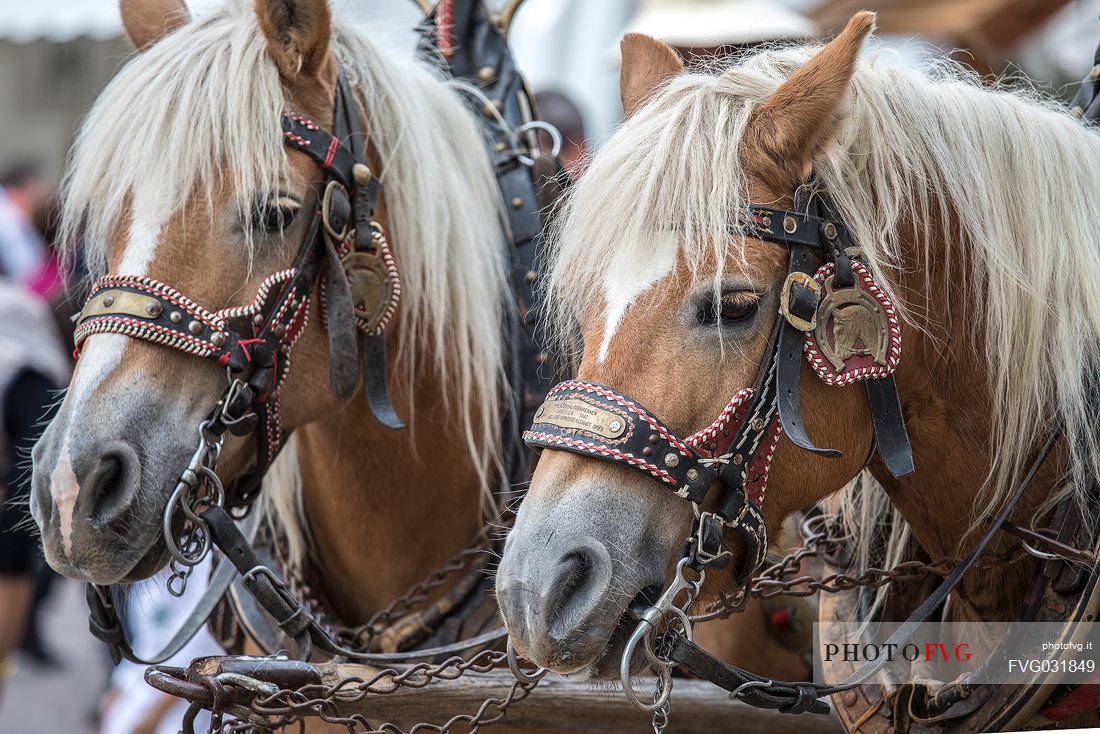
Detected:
[32,0,509,670]
[499,11,1100,731]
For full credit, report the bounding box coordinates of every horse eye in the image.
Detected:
[251,197,299,234]
[699,293,759,325]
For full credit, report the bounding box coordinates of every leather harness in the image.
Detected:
[526,189,913,590]
[211,0,564,663]
[81,68,406,665]
[83,0,559,672]
[523,187,1080,717]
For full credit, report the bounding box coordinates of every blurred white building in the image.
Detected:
[0,0,1096,180]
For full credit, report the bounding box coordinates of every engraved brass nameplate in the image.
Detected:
[534,398,629,440]
[78,290,162,324]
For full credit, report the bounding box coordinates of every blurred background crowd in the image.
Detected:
[0,0,1097,732]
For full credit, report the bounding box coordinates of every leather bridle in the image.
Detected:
[525,187,913,588]
[82,0,563,664]
[80,68,409,665]
[522,187,1065,716]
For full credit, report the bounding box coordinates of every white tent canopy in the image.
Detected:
[0,0,421,43]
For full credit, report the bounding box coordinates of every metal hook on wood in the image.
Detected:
[492,0,526,38]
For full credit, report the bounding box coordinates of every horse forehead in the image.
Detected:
[76,200,172,405]
[596,236,680,363]
[595,236,786,364]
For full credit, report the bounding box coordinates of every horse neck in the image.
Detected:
[293,350,488,623]
[869,225,1060,622]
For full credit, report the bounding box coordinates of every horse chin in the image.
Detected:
[120,537,172,582]
[37,495,172,585]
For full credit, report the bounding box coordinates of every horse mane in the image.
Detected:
[545,41,1100,555]
[61,2,507,570]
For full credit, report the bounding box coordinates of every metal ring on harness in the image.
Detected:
[620,633,674,713]
[506,639,548,684]
[164,482,212,567]
[515,120,562,165]
[620,558,698,712]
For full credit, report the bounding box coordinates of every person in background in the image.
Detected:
[624,0,817,64]
[0,279,69,700]
[534,89,588,179]
[98,560,222,734]
[0,162,49,283]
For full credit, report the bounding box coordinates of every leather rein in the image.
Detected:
[522,188,1067,717]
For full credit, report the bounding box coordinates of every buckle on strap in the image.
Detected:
[780,271,820,332]
[692,511,734,570]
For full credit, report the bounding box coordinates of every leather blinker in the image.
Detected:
[804,260,901,386]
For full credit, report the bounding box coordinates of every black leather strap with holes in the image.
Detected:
[666,429,1058,714]
[866,376,915,477]
[776,242,842,458]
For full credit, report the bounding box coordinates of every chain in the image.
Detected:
[650,690,670,734]
[263,507,503,655]
[335,547,489,651]
[168,506,522,733]
[163,417,228,595]
[204,649,539,734]
[692,512,1041,622]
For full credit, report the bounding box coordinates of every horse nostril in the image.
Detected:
[543,546,610,637]
[546,551,592,621]
[86,445,140,527]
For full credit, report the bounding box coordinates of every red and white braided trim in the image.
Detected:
[93,274,224,330]
[74,317,219,357]
[803,260,902,387]
[523,430,685,495]
[686,387,755,452]
[548,381,694,457]
[216,269,298,322]
[436,0,455,58]
[745,417,782,507]
[356,229,402,337]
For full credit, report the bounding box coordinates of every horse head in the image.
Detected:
[497,15,880,676]
[31,0,506,591]
[499,5,1100,683]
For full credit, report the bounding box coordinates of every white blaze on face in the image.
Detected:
[597,232,679,362]
[48,196,167,557]
[49,436,78,557]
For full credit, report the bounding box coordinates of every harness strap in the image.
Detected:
[87,556,240,666]
[776,242,841,458]
[199,503,507,664]
[665,428,1060,714]
[865,376,915,477]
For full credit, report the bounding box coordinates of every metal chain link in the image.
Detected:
[263,508,504,654]
[209,649,539,734]
[692,512,1037,622]
[180,509,1048,733]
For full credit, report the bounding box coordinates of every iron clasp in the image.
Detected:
[620,557,703,712]
[692,511,735,569]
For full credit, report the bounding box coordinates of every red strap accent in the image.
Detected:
[323,137,339,169]
[237,338,264,363]
[769,607,792,632]
[437,0,455,58]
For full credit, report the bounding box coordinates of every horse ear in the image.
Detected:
[620,33,683,119]
[254,0,333,79]
[749,12,875,187]
[119,0,191,52]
